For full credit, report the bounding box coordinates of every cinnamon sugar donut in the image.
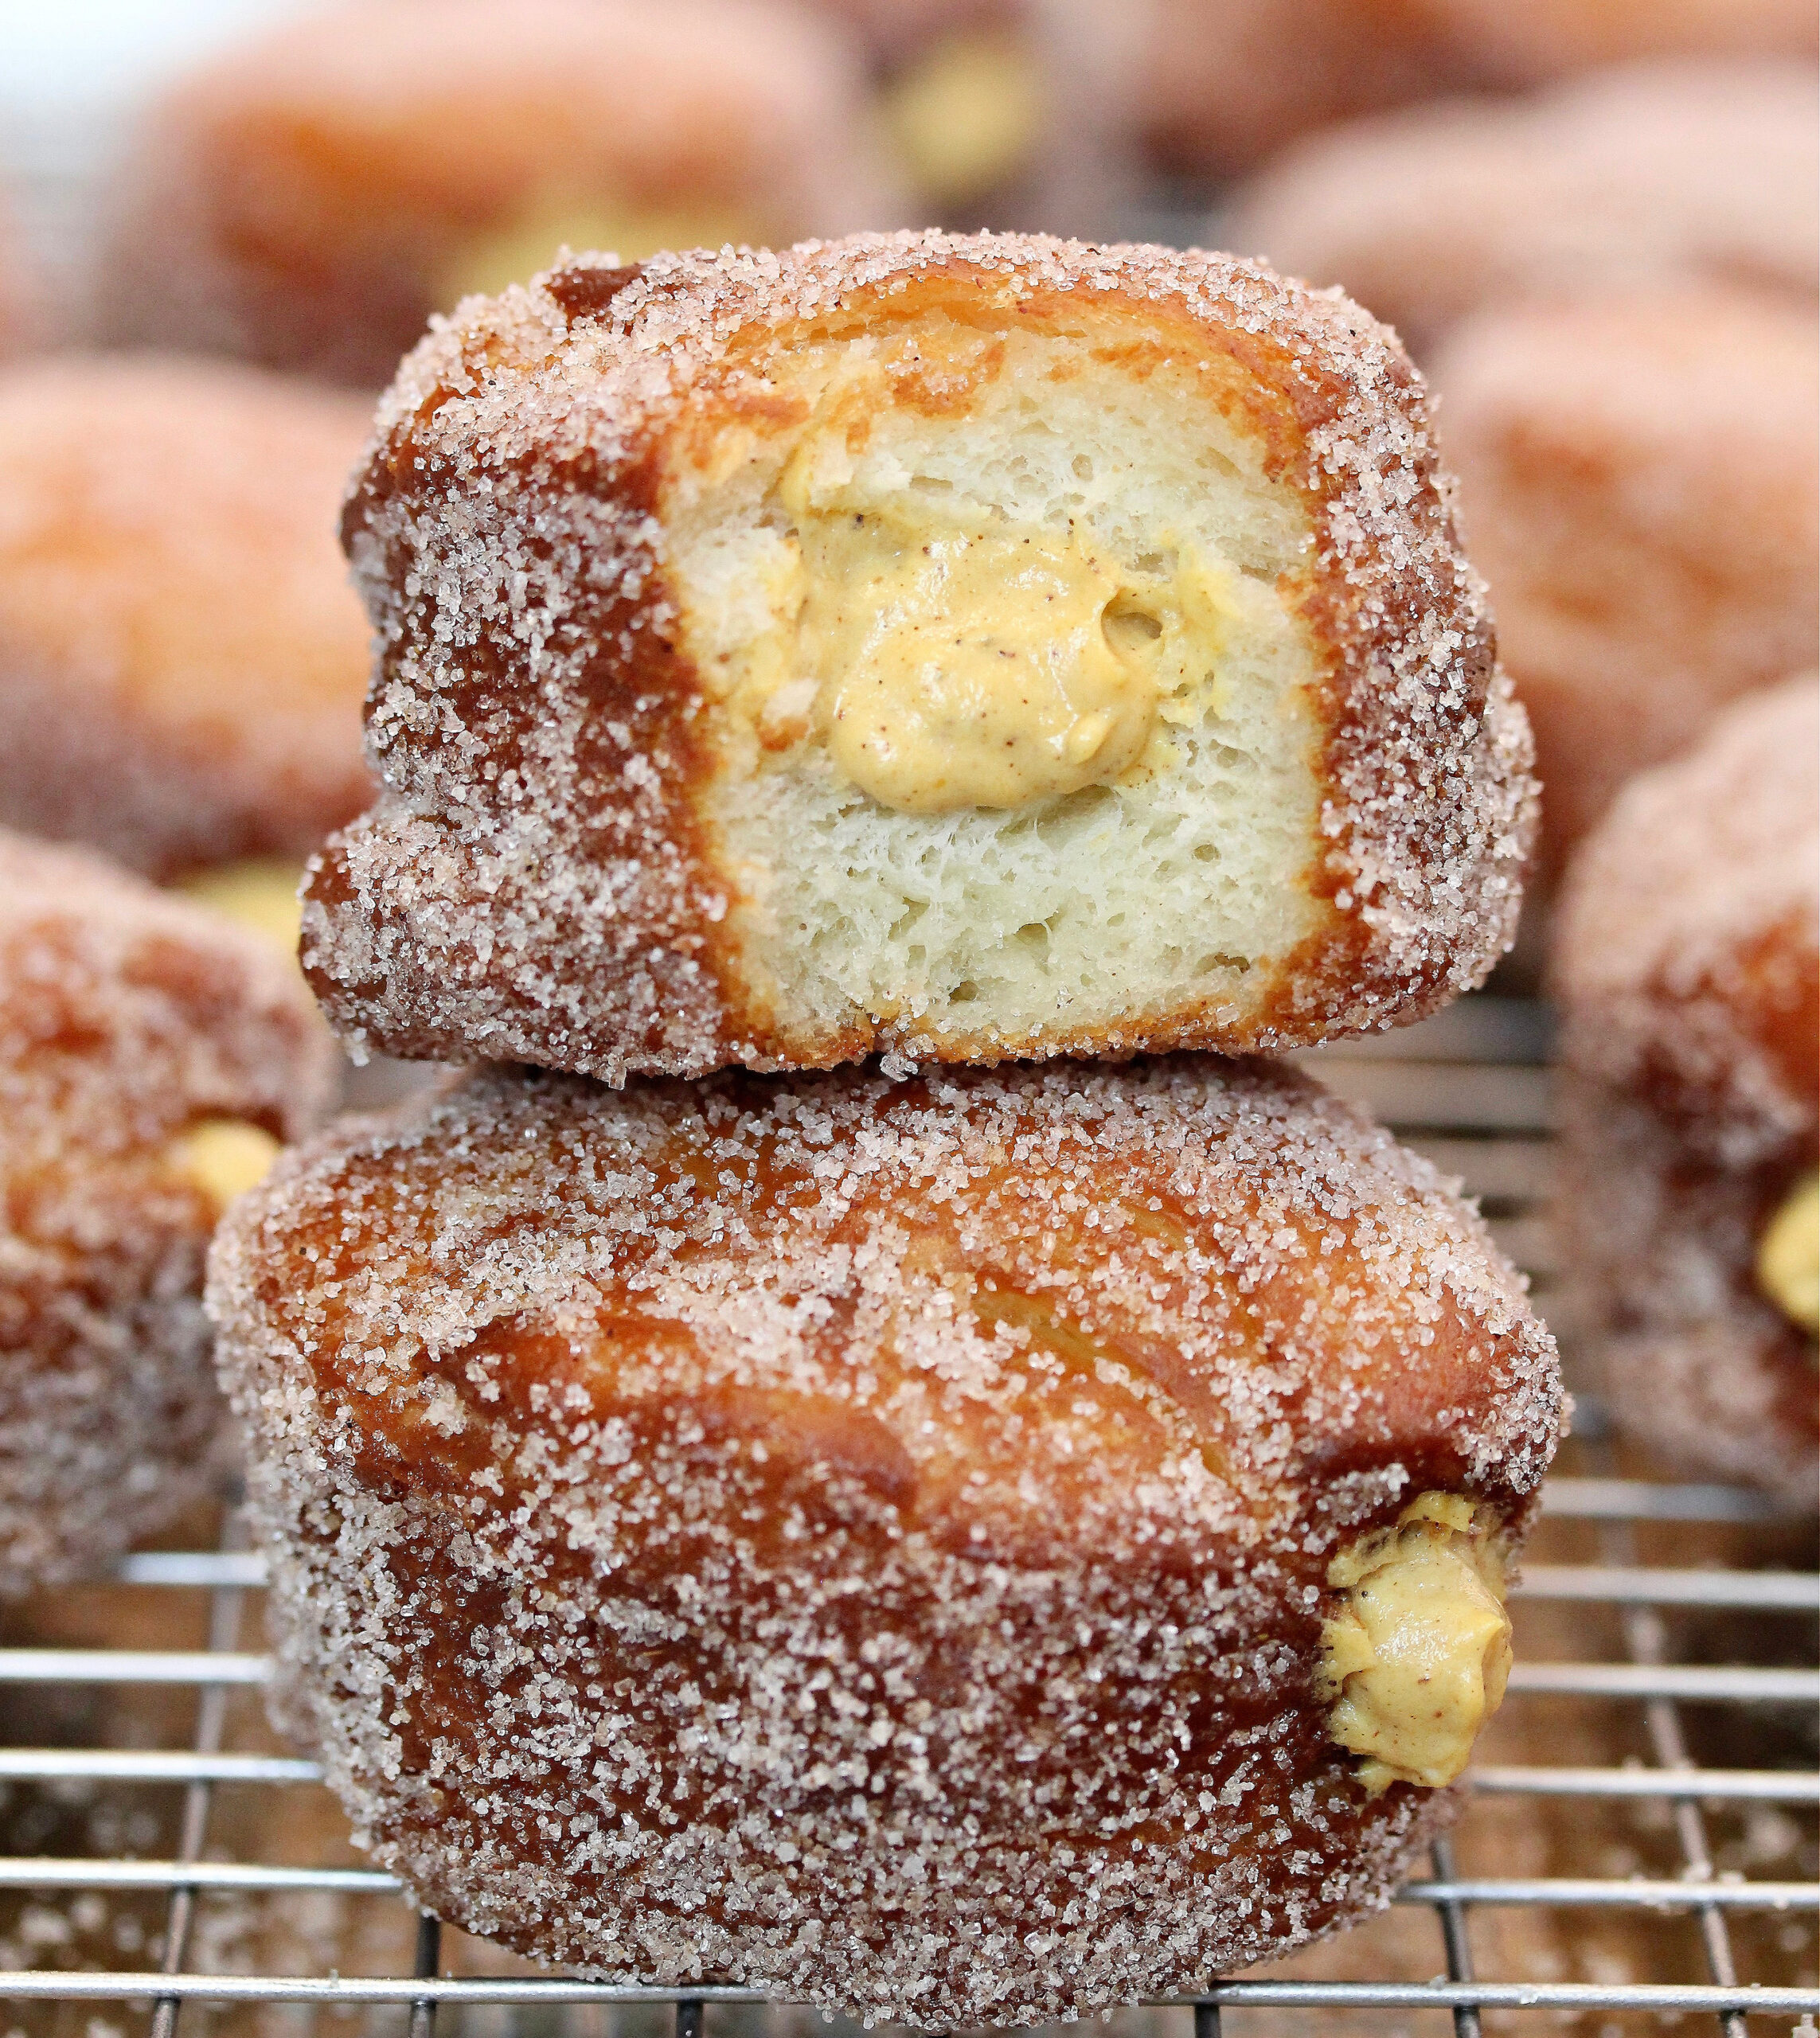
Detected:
[0,193,40,359]
[1228,61,1820,357]
[98,0,903,389]
[0,356,373,885]
[1430,286,1818,880]
[303,231,1535,1084]
[1552,678,1818,1501]
[208,1053,1562,2024]
[810,0,1145,234]
[1408,0,1817,85]
[1135,0,1472,180]
[0,830,334,1595]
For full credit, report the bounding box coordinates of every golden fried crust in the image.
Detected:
[303,231,1533,1083]
[0,831,336,1592]
[1552,680,1818,1497]
[209,1055,1560,2023]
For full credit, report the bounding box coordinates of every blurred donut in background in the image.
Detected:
[1428,287,1818,883]
[0,189,41,359]
[1551,678,1818,1501]
[805,0,1146,235]
[1228,61,1819,356]
[1406,0,1817,86]
[0,356,373,893]
[95,0,906,388]
[0,827,335,1594]
[1135,0,1469,180]
[1136,0,1816,184]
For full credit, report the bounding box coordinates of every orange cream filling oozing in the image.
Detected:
[711,447,1246,816]
[174,859,305,953]
[1756,1169,1818,1336]
[1319,1492,1513,1794]
[168,1119,281,1213]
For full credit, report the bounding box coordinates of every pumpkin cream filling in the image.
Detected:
[174,858,305,954]
[882,29,1045,205]
[1319,1492,1513,1794]
[169,1119,281,1212]
[709,444,1244,816]
[1756,1169,1819,1337]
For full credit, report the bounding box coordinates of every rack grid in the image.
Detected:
[0,998,1814,2034]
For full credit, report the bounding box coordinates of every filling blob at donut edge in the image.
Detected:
[168,1118,283,1213]
[1756,1168,1819,1338]
[1318,1490,1513,1794]
[174,858,307,955]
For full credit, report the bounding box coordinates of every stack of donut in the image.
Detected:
[208,230,1564,2026]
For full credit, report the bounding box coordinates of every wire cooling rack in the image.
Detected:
[0,998,1814,2035]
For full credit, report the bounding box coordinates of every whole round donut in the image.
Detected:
[1227,60,1819,358]
[209,1053,1562,2025]
[303,228,1535,1084]
[1551,677,1818,1499]
[1430,286,1818,881]
[97,0,904,388]
[0,355,373,883]
[0,830,335,1594]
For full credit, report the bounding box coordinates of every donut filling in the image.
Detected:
[1757,1169,1819,1336]
[752,471,1242,812]
[666,314,1324,1048]
[169,1119,282,1212]
[882,29,1045,204]
[174,859,305,955]
[1319,1491,1513,1793]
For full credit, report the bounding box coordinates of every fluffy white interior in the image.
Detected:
[662,321,1326,1048]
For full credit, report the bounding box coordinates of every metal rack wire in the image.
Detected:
[0,998,1814,2032]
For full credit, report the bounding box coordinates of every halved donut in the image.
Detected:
[306,229,1535,1082]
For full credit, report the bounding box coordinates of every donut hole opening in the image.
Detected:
[665,312,1325,1052]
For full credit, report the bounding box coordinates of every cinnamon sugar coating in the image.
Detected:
[0,831,335,1593]
[209,1054,1560,2024]
[304,229,1534,1083]
[1552,678,1818,1498]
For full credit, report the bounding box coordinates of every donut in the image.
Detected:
[808,0,1145,235]
[1135,0,1473,181]
[0,192,41,359]
[1227,60,1820,358]
[0,356,374,892]
[97,0,905,389]
[0,830,334,1595]
[1405,0,1817,87]
[1551,678,1818,1501]
[300,230,1536,1084]
[207,1052,1562,2024]
[1429,286,1818,882]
